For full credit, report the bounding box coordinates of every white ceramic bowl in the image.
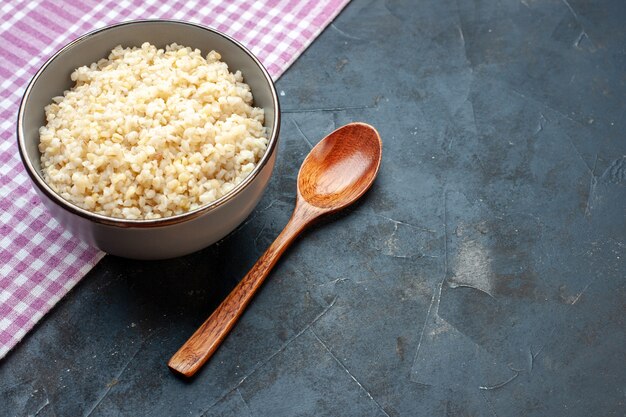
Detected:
[17,20,280,260]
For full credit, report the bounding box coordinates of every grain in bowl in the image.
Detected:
[38,42,268,220]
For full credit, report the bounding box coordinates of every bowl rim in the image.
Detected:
[17,19,280,228]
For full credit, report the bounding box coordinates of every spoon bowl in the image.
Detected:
[168,123,382,377]
[298,122,382,210]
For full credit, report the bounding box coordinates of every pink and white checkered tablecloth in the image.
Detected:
[0,0,349,359]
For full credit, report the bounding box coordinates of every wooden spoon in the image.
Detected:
[168,122,382,377]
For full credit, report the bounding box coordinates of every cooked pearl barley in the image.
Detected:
[39,42,268,220]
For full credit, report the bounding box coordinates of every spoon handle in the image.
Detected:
[168,202,321,377]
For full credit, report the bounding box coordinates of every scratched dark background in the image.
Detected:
[2,0,625,416]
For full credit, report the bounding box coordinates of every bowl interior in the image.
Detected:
[20,20,277,208]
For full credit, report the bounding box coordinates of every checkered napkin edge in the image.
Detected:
[0,0,350,359]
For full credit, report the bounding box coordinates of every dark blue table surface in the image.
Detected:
[2,0,625,416]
